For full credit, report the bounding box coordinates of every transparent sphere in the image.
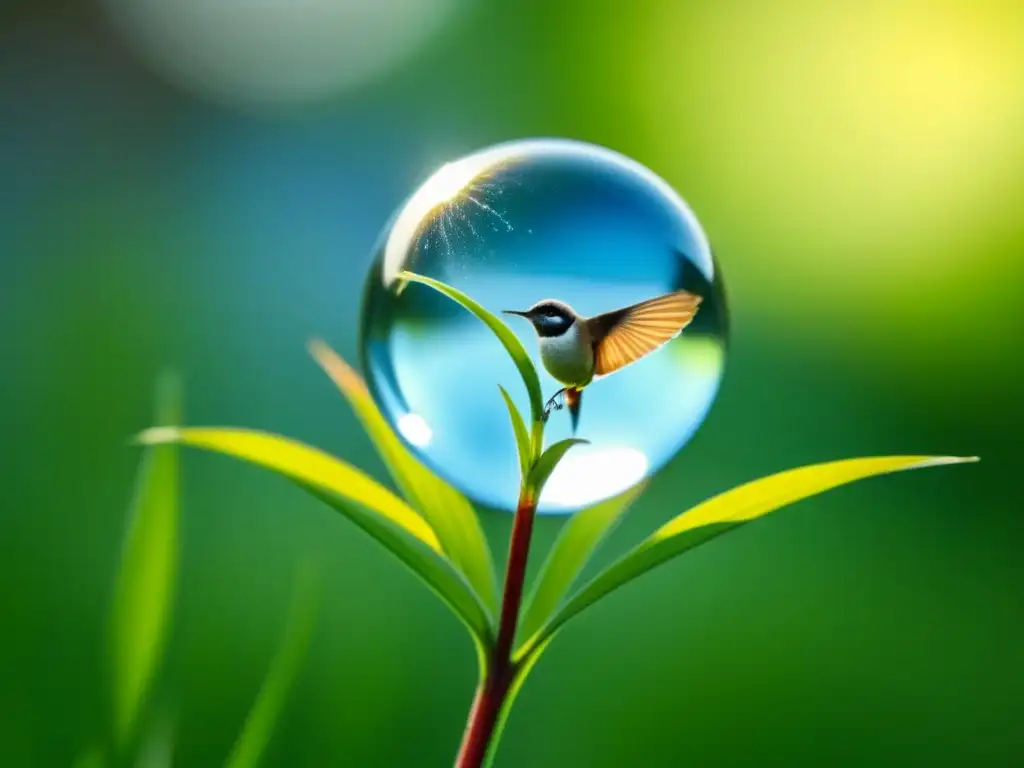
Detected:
[360,139,727,514]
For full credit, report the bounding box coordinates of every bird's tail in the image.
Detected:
[565,387,583,433]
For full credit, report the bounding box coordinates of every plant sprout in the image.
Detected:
[138,272,977,766]
[74,376,317,768]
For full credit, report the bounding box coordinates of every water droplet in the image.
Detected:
[360,138,728,514]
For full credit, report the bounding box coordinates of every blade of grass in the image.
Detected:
[517,455,978,660]
[398,271,544,426]
[498,385,533,477]
[226,562,318,768]
[309,340,498,616]
[517,484,645,648]
[136,427,493,650]
[111,372,180,749]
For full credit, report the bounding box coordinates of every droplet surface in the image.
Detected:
[360,139,727,514]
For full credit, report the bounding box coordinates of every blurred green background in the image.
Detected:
[2,0,1022,765]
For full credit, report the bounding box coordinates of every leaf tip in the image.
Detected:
[306,337,330,360]
[135,426,182,446]
[920,455,980,467]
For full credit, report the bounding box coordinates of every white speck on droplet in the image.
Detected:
[398,413,433,447]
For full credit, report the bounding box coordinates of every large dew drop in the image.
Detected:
[360,138,728,514]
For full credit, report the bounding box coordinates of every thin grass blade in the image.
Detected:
[310,340,498,615]
[517,455,978,659]
[226,563,318,768]
[498,385,533,477]
[111,373,180,749]
[136,427,493,649]
[517,484,645,648]
[398,271,545,426]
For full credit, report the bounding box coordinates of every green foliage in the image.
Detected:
[310,339,498,616]
[498,384,533,476]
[515,455,979,659]
[135,426,494,652]
[110,372,180,750]
[93,376,320,768]
[518,484,645,646]
[226,564,319,768]
[129,273,976,767]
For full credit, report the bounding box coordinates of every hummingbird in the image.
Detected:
[504,289,703,432]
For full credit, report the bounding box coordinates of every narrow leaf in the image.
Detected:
[517,484,645,647]
[398,271,545,426]
[136,427,493,649]
[309,340,498,616]
[226,563,318,768]
[111,373,180,749]
[517,455,978,659]
[528,439,588,499]
[498,385,533,477]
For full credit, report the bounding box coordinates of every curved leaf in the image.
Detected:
[136,427,493,648]
[112,373,180,749]
[398,271,544,426]
[517,484,645,648]
[309,340,497,617]
[517,455,977,659]
[498,385,533,477]
[227,563,318,768]
[528,439,588,499]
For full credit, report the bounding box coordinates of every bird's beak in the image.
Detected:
[502,310,530,318]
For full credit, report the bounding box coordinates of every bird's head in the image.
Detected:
[503,300,577,337]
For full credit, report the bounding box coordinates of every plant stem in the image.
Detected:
[455,489,537,767]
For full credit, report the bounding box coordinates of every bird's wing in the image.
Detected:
[587,290,703,377]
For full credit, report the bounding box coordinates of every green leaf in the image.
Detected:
[527,439,588,499]
[226,563,318,768]
[517,455,978,659]
[398,271,545,426]
[111,373,180,749]
[517,484,645,648]
[135,427,494,653]
[309,340,498,617]
[498,385,533,477]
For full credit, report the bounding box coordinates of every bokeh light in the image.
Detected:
[102,0,461,107]
[632,0,1024,359]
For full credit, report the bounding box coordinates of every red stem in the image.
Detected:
[455,491,537,767]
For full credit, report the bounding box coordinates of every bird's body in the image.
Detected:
[538,319,593,387]
[505,290,703,432]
